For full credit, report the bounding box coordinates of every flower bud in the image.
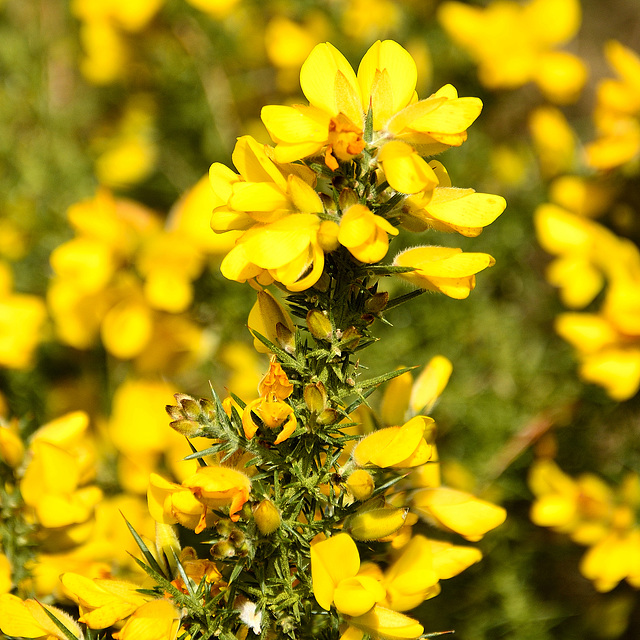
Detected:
[316,408,339,425]
[346,469,375,501]
[211,540,236,559]
[304,382,328,414]
[276,322,296,354]
[248,290,296,354]
[306,309,332,341]
[253,499,282,535]
[339,326,360,349]
[364,291,389,314]
[346,506,409,541]
[177,394,201,421]
[0,426,24,468]
[168,418,201,437]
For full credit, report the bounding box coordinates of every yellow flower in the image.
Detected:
[182,466,251,523]
[261,40,482,177]
[247,290,296,354]
[311,533,385,616]
[352,416,435,468]
[347,605,424,640]
[379,356,453,426]
[0,593,84,640]
[586,40,640,170]
[20,437,102,529]
[528,106,577,178]
[243,395,298,445]
[338,204,399,263]
[147,473,213,534]
[411,487,506,541]
[438,0,587,104]
[210,136,327,291]
[112,598,182,640]
[399,164,506,237]
[528,459,612,544]
[579,527,640,592]
[393,246,496,299]
[381,535,440,611]
[0,261,47,370]
[61,573,152,628]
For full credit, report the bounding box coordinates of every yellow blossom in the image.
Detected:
[411,487,507,541]
[182,465,251,523]
[61,573,153,628]
[580,528,640,592]
[0,261,47,369]
[438,0,587,103]
[147,473,213,534]
[243,395,298,445]
[586,40,640,170]
[261,40,482,172]
[400,168,506,238]
[381,535,440,611]
[311,533,385,616]
[353,416,435,468]
[394,246,496,299]
[112,598,182,640]
[0,593,85,640]
[338,204,399,263]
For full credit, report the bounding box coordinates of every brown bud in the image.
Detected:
[340,326,361,349]
[364,291,389,313]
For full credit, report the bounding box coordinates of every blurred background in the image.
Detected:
[1,0,640,638]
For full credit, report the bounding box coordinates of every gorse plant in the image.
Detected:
[0,40,507,640]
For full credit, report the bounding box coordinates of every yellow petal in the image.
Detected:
[378,141,439,194]
[112,598,181,640]
[424,188,506,234]
[357,40,417,127]
[410,355,453,415]
[311,533,360,610]
[412,487,506,541]
[261,104,329,145]
[301,43,363,125]
[349,605,424,640]
[232,135,287,189]
[0,594,45,637]
[334,575,385,617]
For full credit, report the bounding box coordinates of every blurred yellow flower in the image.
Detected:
[61,573,152,628]
[0,261,47,370]
[411,486,507,541]
[586,40,640,170]
[0,594,84,640]
[438,0,587,103]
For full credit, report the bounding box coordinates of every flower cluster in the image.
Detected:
[532,40,640,401]
[529,458,640,592]
[211,40,505,297]
[438,0,588,104]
